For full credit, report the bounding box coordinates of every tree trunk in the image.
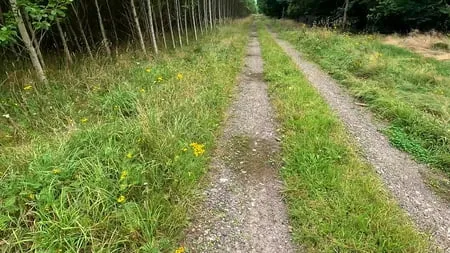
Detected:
[94,0,112,57]
[0,4,4,25]
[167,0,176,48]
[80,0,96,47]
[203,0,208,31]
[197,0,203,34]
[212,0,216,27]
[175,0,183,47]
[208,0,212,29]
[184,2,189,45]
[67,23,83,54]
[152,3,159,44]
[131,0,147,55]
[343,0,349,29]
[218,0,222,24]
[23,10,45,68]
[71,4,94,59]
[56,19,73,65]
[191,0,198,40]
[9,0,47,83]
[146,0,159,54]
[86,19,96,48]
[106,0,119,55]
[158,0,167,49]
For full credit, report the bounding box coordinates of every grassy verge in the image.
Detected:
[0,20,249,252]
[257,23,432,252]
[265,19,450,185]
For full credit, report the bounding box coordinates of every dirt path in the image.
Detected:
[270,31,450,251]
[185,31,296,252]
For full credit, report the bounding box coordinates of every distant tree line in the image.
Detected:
[258,0,450,33]
[0,0,255,83]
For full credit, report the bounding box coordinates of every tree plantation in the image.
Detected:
[0,0,254,82]
[0,1,255,252]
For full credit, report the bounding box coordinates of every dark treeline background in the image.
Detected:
[258,0,450,33]
[0,0,256,83]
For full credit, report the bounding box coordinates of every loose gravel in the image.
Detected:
[270,31,450,252]
[185,31,296,252]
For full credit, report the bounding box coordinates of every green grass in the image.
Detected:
[257,22,432,252]
[266,19,450,179]
[0,20,250,252]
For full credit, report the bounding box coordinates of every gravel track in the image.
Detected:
[185,31,296,252]
[270,31,450,252]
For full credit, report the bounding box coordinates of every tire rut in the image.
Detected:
[185,31,296,252]
[269,31,450,252]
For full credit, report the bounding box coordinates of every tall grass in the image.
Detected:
[257,23,432,252]
[0,20,250,252]
[266,19,450,179]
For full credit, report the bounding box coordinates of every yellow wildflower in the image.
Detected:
[52,168,61,174]
[145,68,151,73]
[120,170,128,180]
[176,73,183,80]
[140,88,145,93]
[117,195,126,204]
[23,85,33,91]
[126,153,133,159]
[157,76,163,82]
[190,142,205,157]
[175,246,185,253]
[80,118,88,123]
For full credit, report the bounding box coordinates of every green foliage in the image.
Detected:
[24,0,72,30]
[0,0,72,46]
[0,20,250,252]
[368,0,450,32]
[241,0,258,14]
[258,0,450,32]
[257,0,288,18]
[257,21,431,251]
[0,18,17,46]
[268,19,450,175]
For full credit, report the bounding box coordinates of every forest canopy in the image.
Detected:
[257,0,450,32]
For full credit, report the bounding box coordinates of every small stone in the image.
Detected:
[219,178,229,183]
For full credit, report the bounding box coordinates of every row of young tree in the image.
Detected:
[258,0,450,33]
[0,0,254,83]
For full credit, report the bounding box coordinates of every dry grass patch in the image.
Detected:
[384,32,450,61]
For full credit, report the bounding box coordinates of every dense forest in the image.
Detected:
[257,0,450,33]
[0,0,255,82]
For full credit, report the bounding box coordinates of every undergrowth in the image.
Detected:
[258,22,432,252]
[0,20,249,252]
